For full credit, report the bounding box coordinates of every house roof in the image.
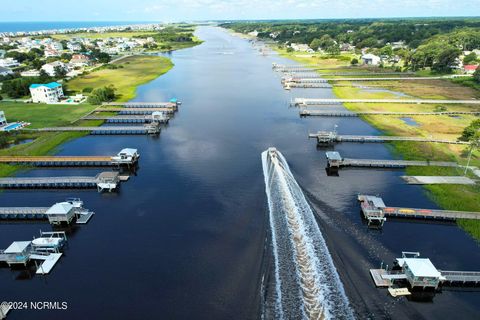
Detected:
[362,53,380,59]
[119,148,138,156]
[4,241,31,254]
[46,202,74,215]
[464,65,478,71]
[30,82,62,89]
[400,258,441,278]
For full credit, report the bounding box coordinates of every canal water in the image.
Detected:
[1,27,479,319]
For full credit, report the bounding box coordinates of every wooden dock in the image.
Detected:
[300,110,480,117]
[82,115,169,124]
[440,271,480,285]
[0,172,121,192]
[309,131,468,145]
[294,98,480,106]
[358,195,480,227]
[98,107,175,115]
[102,101,177,108]
[33,124,160,135]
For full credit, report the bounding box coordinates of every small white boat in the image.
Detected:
[32,237,63,248]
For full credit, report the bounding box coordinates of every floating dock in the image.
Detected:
[285,75,468,83]
[309,131,467,146]
[33,124,160,135]
[402,176,476,185]
[0,198,94,225]
[0,172,122,192]
[358,195,480,227]
[300,110,480,117]
[0,148,139,167]
[294,98,480,106]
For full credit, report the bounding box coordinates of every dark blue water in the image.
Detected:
[0,21,154,33]
[0,27,479,319]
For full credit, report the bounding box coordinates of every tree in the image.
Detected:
[463,52,477,65]
[432,47,461,72]
[460,119,480,141]
[351,58,359,65]
[474,68,480,83]
[54,65,67,78]
[87,86,116,105]
[310,38,322,51]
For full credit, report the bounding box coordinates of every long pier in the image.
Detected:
[98,107,176,115]
[33,124,160,135]
[309,131,467,146]
[294,98,480,106]
[300,110,480,117]
[0,172,122,192]
[0,199,94,225]
[358,195,480,227]
[325,151,459,169]
[82,115,169,124]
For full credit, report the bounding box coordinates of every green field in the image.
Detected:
[0,101,98,128]
[67,55,173,101]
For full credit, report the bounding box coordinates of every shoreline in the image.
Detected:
[0,41,201,178]
[270,45,480,241]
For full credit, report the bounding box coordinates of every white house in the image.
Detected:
[41,61,67,76]
[0,66,13,76]
[0,57,20,68]
[0,111,7,127]
[20,69,41,77]
[361,53,381,65]
[29,82,64,103]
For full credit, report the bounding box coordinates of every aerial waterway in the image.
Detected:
[262,147,354,319]
[0,26,479,320]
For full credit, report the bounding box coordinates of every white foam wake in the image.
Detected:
[262,147,355,320]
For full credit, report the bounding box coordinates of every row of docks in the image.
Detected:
[309,131,468,146]
[0,148,139,167]
[325,151,459,169]
[357,195,480,227]
[300,110,480,117]
[370,252,480,297]
[0,198,94,225]
[281,64,480,297]
[272,63,416,74]
[99,107,175,115]
[293,98,480,106]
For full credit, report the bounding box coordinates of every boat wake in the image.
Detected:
[261,147,355,320]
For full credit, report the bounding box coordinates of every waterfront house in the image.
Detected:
[361,53,381,65]
[41,61,68,76]
[29,82,64,103]
[0,57,19,68]
[0,111,7,127]
[20,69,41,77]
[70,54,91,67]
[464,65,478,74]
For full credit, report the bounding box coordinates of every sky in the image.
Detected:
[1,0,480,22]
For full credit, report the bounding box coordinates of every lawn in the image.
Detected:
[0,101,98,128]
[66,55,173,102]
